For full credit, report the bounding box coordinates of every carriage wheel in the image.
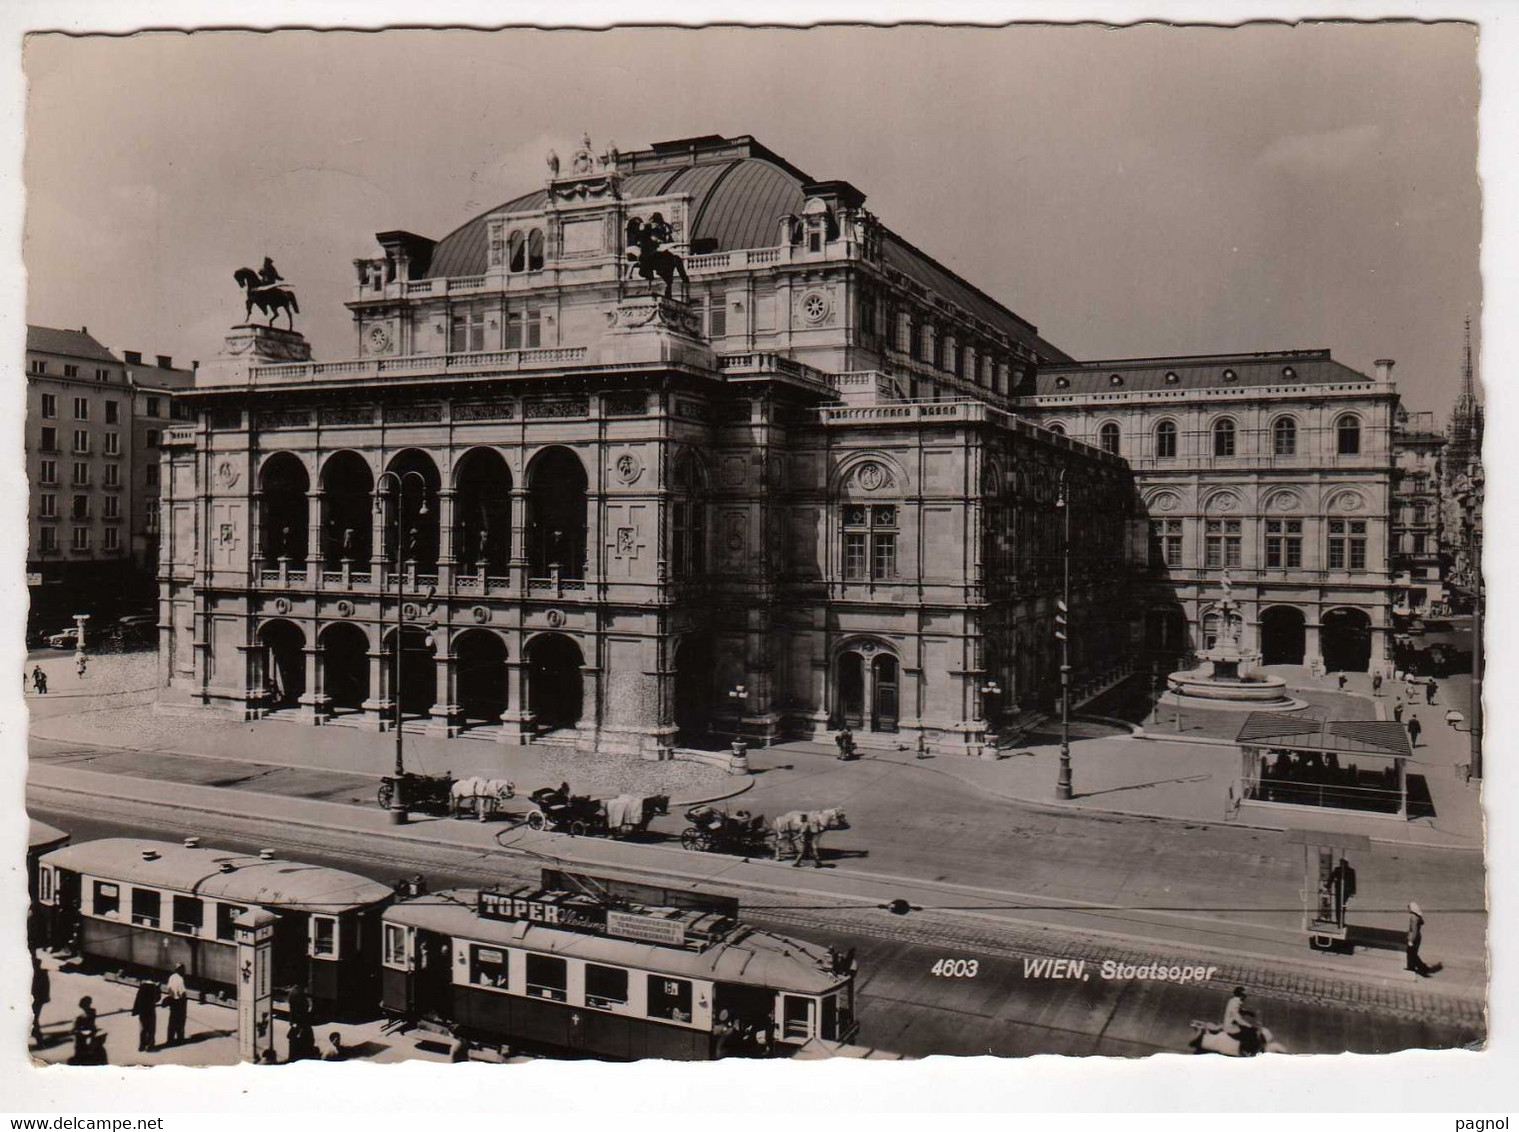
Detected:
[526,811,545,831]
[569,819,589,837]
[377,782,394,809]
[680,829,705,852]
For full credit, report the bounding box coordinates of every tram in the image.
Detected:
[380,880,859,1060]
[35,837,395,1017]
[27,819,71,949]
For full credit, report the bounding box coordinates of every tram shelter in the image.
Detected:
[1235,713,1414,820]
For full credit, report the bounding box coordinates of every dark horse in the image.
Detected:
[234,267,300,329]
[625,216,689,301]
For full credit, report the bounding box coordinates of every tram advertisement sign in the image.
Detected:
[479,890,606,932]
[606,909,687,947]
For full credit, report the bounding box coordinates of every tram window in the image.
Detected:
[585,964,629,1008]
[37,866,54,905]
[647,975,693,1023]
[131,888,162,928]
[525,953,568,1002]
[781,995,815,1040]
[311,915,338,958]
[383,924,409,969]
[92,881,119,917]
[172,895,204,935]
[821,995,839,1041]
[470,946,508,988]
[216,903,248,942]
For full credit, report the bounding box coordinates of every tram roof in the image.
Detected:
[386,889,846,995]
[41,838,394,913]
[1235,714,1413,760]
[29,819,70,854]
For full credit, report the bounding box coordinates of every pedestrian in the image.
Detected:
[834,727,854,761]
[70,996,99,1065]
[31,665,44,694]
[132,980,161,1052]
[30,955,50,1045]
[323,1030,348,1061]
[449,1023,471,1063]
[75,654,87,679]
[1221,986,1261,1057]
[1371,671,1383,697]
[163,963,188,1046]
[916,733,929,760]
[1393,698,1405,724]
[286,1021,318,1062]
[1337,672,1348,691]
[1406,902,1435,977]
[1426,679,1437,705]
[1407,713,1422,748]
[37,669,48,695]
[792,821,823,869]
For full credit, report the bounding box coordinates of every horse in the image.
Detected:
[625,218,690,301]
[234,267,300,329]
[604,793,671,838]
[449,776,516,821]
[772,808,849,861]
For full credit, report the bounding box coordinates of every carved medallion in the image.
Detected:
[613,452,642,484]
[1336,493,1364,512]
[800,290,831,325]
[336,600,355,618]
[215,460,240,489]
[546,608,566,628]
[1151,492,1179,513]
[856,461,892,492]
[273,598,291,615]
[1210,493,1238,513]
[1267,491,1300,512]
[472,605,491,624]
[366,323,392,354]
[402,602,421,621]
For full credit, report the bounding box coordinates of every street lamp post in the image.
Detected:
[375,470,430,825]
[980,679,1002,757]
[1055,470,1073,801]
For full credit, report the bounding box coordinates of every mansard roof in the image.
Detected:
[1036,349,1374,395]
[424,134,1068,362]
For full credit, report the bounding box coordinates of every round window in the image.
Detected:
[802,292,830,324]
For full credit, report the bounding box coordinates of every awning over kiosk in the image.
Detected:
[1235,713,1414,819]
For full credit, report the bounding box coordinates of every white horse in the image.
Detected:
[450,776,516,821]
[772,808,849,860]
[1188,1021,1287,1056]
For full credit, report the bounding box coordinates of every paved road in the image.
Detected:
[29,795,1481,1059]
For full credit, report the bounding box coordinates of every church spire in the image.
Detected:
[1448,313,1483,476]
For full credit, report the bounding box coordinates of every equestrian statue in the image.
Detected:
[234,256,300,330]
[625,213,689,301]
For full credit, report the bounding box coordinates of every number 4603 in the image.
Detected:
[931,958,979,977]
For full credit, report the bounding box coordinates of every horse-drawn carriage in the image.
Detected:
[681,806,772,856]
[377,771,456,814]
[524,786,669,839]
[449,777,517,821]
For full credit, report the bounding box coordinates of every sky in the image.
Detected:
[22,23,1480,416]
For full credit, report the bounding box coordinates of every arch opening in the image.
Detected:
[455,629,508,725]
[673,633,717,746]
[259,620,306,710]
[321,623,369,713]
[454,448,513,574]
[1321,608,1372,673]
[1260,607,1307,666]
[527,447,588,579]
[384,625,436,719]
[320,451,374,568]
[259,454,309,562]
[382,450,441,572]
[525,633,584,732]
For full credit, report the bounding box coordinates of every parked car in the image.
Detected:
[45,627,81,649]
[116,614,157,640]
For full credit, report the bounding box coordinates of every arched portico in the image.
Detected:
[259,453,309,563]
[320,622,370,715]
[833,638,899,734]
[1260,606,1307,666]
[455,628,508,727]
[526,447,588,580]
[1321,607,1372,673]
[257,619,306,710]
[524,632,584,733]
[454,448,512,575]
[320,451,374,568]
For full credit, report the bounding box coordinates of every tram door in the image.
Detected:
[413,930,453,1017]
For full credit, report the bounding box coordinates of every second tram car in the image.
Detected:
[381,882,858,1059]
[36,837,394,1017]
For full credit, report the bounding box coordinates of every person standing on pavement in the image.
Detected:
[1337,672,1348,691]
[31,665,46,694]
[1393,698,1405,724]
[30,955,50,1045]
[1371,671,1383,697]
[132,980,161,1052]
[1407,713,1422,748]
[793,821,823,869]
[70,996,99,1064]
[1426,679,1438,705]
[163,964,188,1046]
[75,654,87,680]
[1406,902,1435,976]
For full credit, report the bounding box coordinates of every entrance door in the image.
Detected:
[872,655,899,732]
[1321,608,1372,672]
[1260,607,1306,666]
[837,653,864,729]
[413,930,453,1018]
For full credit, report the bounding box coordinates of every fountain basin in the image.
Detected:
[1167,669,1292,704]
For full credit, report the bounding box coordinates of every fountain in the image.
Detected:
[1165,572,1304,711]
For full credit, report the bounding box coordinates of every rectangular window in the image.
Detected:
[73,429,90,454]
[104,527,119,551]
[130,887,161,927]
[146,397,161,418]
[104,495,119,519]
[843,531,867,580]
[505,312,522,350]
[842,504,899,582]
[96,368,110,382]
[41,394,56,419]
[450,307,486,353]
[146,429,159,448]
[1205,519,1241,569]
[1327,519,1368,571]
[40,459,57,485]
[104,464,120,487]
[29,359,46,375]
[146,465,159,486]
[1413,532,1427,554]
[64,364,79,378]
[585,963,630,1009]
[708,292,727,339]
[72,495,89,520]
[1149,519,1182,567]
[39,527,57,553]
[73,462,89,486]
[105,400,119,424]
[525,309,541,349]
[470,945,508,987]
[73,397,89,420]
[525,953,568,1002]
[1265,519,1303,569]
[872,532,897,579]
[71,527,90,551]
[39,494,56,518]
[216,903,248,942]
[39,426,57,452]
[310,915,338,958]
[383,923,408,969]
[146,500,160,534]
[172,895,204,935]
[93,881,120,917]
[104,432,120,456]
[781,994,814,1040]
[646,975,693,1022]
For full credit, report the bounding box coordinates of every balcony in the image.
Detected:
[244,346,592,388]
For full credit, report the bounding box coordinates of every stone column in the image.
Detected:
[371,494,390,582]
[249,490,265,576]
[435,489,456,592]
[576,663,601,750]
[237,643,268,720]
[509,487,530,590]
[361,648,392,732]
[807,654,831,739]
[498,659,535,744]
[428,635,461,738]
[299,645,328,725]
[306,490,324,584]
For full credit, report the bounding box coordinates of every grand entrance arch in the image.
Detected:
[525,633,584,732]
[834,642,899,733]
[673,633,716,745]
[321,623,369,714]
[455,629,508,726]
[259,620,306,709]
[1321,608,1372,673]
[1260,606,1306,666]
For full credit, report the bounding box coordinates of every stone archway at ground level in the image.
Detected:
[834,643,900,733]
[455,629,508,726]
[525,633,584,732]
[383,626,437,720]
[258,620,306,709]
[1260,606,1307,666]
[673,633,717,746]
[1321,608,1372,673]
[321,623,369,713]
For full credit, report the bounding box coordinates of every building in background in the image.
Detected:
[1016,352,1399,676]
[1390,406,1447,616]
[1442,317,1483,611]
[122,351,197,575]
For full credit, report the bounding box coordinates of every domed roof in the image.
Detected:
[426,140,807,280]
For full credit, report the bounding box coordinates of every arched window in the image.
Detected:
[1337,414,1362,455]
[507,230,526,273]
[1155,420,1177,459]
[1213,418,1236,458]
[1099,422,1121,455]
[1272,416,1298,457]
[527,229,545,272]
[1046,422,1066,438]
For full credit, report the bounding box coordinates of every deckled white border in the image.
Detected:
[0,0,1510,1118]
